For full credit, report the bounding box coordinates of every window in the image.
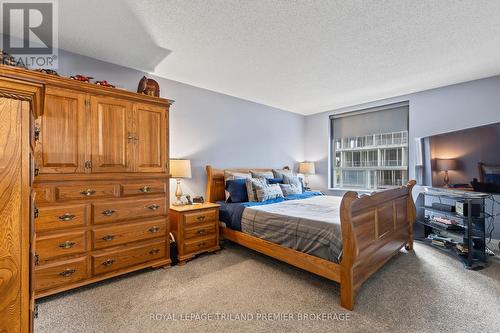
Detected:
[330,102,409,190]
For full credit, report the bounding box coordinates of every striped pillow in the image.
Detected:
[245,178,268,202]
[250,170,274,179]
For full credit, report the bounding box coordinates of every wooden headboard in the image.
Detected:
[205,165,289,202]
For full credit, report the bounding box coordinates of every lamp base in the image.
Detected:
[172,179,185,206]
[172,198,184,206]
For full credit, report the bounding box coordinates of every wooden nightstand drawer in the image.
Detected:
[91,241,166,275]
[36,204,88,232]
[36,231,87,262]
[184,224,217,239]
[184,235,217,254]
[92,218,167,250]
[183,209,217,226]
[35,257,88,291]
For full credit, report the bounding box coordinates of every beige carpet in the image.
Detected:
[35,242,500,333]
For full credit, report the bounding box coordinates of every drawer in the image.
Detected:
[35,257,88,291]
[36,204,88,232]
[36,231,87,262]
[183,209,217,227]
[92,219,167,250]
[92,241,166,275]
[184,235,218,254]
[184,223,217,240]
[56,184,116,201]
[121,182,166,196]
[93,197,166,224]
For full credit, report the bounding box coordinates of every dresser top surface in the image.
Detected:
[170,202,220,212]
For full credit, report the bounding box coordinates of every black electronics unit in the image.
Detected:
[455,201,481,217]
[431,202,455,212]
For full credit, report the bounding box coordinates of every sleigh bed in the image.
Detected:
[206,165,416,310]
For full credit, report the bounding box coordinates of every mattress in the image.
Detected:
[241,195,343,263]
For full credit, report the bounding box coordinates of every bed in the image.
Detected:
[206,165,416,310]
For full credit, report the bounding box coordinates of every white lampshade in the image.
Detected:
[299,162,316,175]
[170,159,192,178]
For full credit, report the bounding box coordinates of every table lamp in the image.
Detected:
[170,159,192,205]
[298,161,316,190]
[436,158,457,188]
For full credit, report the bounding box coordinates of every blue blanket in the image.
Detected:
[218,191,323,231]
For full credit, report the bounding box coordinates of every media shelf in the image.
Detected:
[415,188,489,270]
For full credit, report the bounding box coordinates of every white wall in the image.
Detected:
[52,48,305,200]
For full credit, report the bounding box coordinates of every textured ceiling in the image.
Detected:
[53,0,500,115]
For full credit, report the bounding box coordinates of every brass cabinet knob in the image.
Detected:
[196,216,206,222]
[147,204,160,211]
[197,229,206,235]
[148,226,160,233]
[102,209,116,216]
[149,248,160,255]
[102,259,115,267]
[80,189,96,196]
[58,213,76,221]
[59,268,76,277]
[102,235,115,242]
[140,186,151,193]
[198,242,206,248]
[58,241,76,249]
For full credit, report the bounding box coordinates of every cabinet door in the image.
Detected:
[134,104,167,172]
[90,96,133,172]
[37,88,87,173]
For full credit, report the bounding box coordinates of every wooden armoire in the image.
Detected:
[0,66,172,332]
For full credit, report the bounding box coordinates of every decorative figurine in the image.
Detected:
[95,80,115,88]
[70,75,93,83]
[137,76,160,97]
[34,68,59,76]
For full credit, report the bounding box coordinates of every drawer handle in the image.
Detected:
[102,259,115,267]
[58,241,76,249]
[59,268,76,277]
[102,209,116,216]
[149,248,160,255]
[148,226,160,233]
[140,186,151,193]
[197,242,207,248]
[196,216,206,222]
[80,189,96,196]
[102,235,115,242]
[197,229,206,235]
[58,213,76,221]
[147,204,160,211]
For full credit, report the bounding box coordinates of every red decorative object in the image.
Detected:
[70,75,93,83]
[95,80,115,88]
[137,76,160,97]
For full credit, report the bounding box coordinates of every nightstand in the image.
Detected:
[170,203,221,265]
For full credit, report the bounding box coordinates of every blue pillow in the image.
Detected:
[266,178,284,184]
[485,173,500,185]
[225,179,248,203]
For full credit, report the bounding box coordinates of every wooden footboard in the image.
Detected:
[339,180,416,309]
[206,165,416,310]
